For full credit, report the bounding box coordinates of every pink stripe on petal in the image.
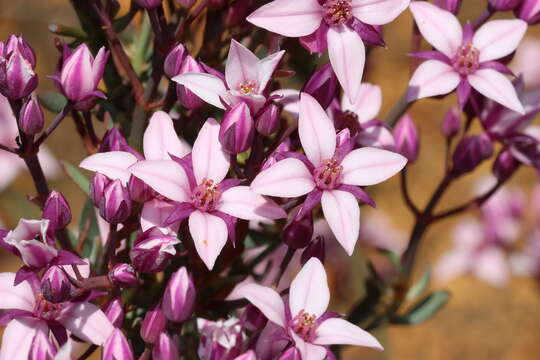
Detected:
[0,318,48,360]
[407,60,460,101]
[315,318,383,350]
[219,186,286,221]
[79,151,138,185]
[188,211,228,270]
[140,199,181,236]
[351,0,410,25]
[172,73,228,109]
[468,69,524,114]
[235,283,285,327]
[143,111,191,160]
[225,40,260,91]
[474,19,527,63]
[59,302,114,345]
[289,258,330,318]
[130,160,191,202]
[192,118,230,184]
[341,83,382,123]
[257,50,286,93]
[341,147,407,186]
[291,331,327,360]
[321,190,360,256]
[250,158,315,198]
[0,273,35,311]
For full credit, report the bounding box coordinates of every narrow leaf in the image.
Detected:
[61,161,90,196]
[396,290,451,325]
[406,266,431,301]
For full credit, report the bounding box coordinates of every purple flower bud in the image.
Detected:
[176,0,196,7]
[153,333,180,360]
[493,148,519,181]
[278,348,302,360]
[256,103,281,136]
[128,175,153,203]
[109,263,138,288]
[134,0,163,8]
[99,179,132,224]
[242,304,267,332]
[140,302,168,344]
[508,134,540,167]
[283,210,313,249]
[198,318,245,360]
[90,173,111,208]
[516,0,540,24]
[103,329,135,360]
[42,190,72,231]
[235,350,257,360]
[104,298,125,327]
[489,0,521,11]
[225,0,253,26]
[301,236,325,265]
[164,44,186,78]
[130,227,180,273]
[162,267,196,323]
[0,36,38,100]
[4,35,36,67]
[434,0,462,13]
[302,63,338,109]
[219,102,255,154]
[452,134,494,176]
[441,108,461,138]
[19,97,44,135]
[176,56,204,109]
[393,114,419,163]
[99,128,142,159]
[41,265,71,303]
[29,327,57,360]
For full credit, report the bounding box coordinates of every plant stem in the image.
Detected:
[400,168,420,216]
[35,104,73,148]
[384,92,413,128]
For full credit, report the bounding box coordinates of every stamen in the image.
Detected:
[237,81,257,95]
[290,310,318,342]
[323,0,353,26]
[453,44,480,76]
[313,158,343,190]
[192,178,222,212]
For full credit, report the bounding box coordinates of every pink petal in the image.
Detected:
[434,249,471,284]
[172,73,228,109]
[289,257,329,318]
[409,1,462,58]
[225,39,260,91]
[468,69,524,114]
[0,272,35,311]
[234,350,257,360]
[327,25,366,103]
[140,199,180,236]
[474,19,527,63]
[299,92,337,166]
[59,302,114,345]
[192,118,230,184]
[407,60,460,101]
[257,50,286,93]
[351,0,410,25]
[250,158,315,197]
[271,89,301,116]
[315,318,383,350]
[0,318,48,360]
[247,0,323,37]
[129,160,191,202]
[219,186,287,221]
[472,248,509,287]
[291,332,327,360]
[188,211,228,270]
[235,283,286,327]
[357,125,396,150]
[341,147,407,186]
[143,111,191,160]
[321,190,360,256]
[341,83,382,123]
[79,151,138,185]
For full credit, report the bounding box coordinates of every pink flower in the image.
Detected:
[237,258,383,360]
[251,93,406,255]
[511,37,540,88]
[173,39,285,113]
[407,1,527,113]
[129,118,287,270]
[247,0,409,102]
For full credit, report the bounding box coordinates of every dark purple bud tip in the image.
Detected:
[41,266,72,303]
[109,263,138,288]
[42,190,72,231]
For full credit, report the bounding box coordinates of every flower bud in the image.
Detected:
[235,350,257,360]
[99,179,132,224]
[164,44,186,78]
[153,333,180,360]
[130,227,180,273]
[104,298,125,327]
[42,190,72,231]
[19,97,44,135]
[452,134,494,176]
[219,102,255,154]
[493,148,519,181]
[434,0,462,13]
[4,35,36,66]
[302,63,338,109]
[41,266,71,303]
[128,175,153,203]
[516,0,540,24]
[489,0,521,11]
[225,0,253,26]
[0,36,38,100]
[441,108,461,138]
[509,134,540,167]
[140,302,167,344]
[176,0,196,7]
[103,329,134,360]
[393,114,419,163]
[134,0,163,8]
[283,210,313,249]
[198,318,245,360]
[99,128,141,159]
[90,173,111,207]
[176,56,204,109]
[29,327,57,360]
[256,103,281,136]
[301,236,325,266]
[242,304,266,332]
[278,348,302,360]
[109,263,138,288]
[162,267,196,323]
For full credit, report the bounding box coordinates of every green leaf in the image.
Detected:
[405,266,431,301]
[396,290,451,325]
[48,24,88,39]
[78,200,102,263]
[379,249,402,273]
[61,161,90,196]
[38,92,68,114]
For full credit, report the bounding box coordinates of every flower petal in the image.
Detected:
[192,118,230,184]
[327,25,366,103]
[321,190,360,255]
[247,0,323,37]
[225,40,260,91]
[352,0,410,25]
[468,69,524,114]
[434,249,471,284]
[407,60,460,101]
[58,302,114,345]
[250,158,315,197]
[289,257,329,318]
[0,318,48,360]
[188,211,228,270]
[0,272,35,311]
[299,92,337,166]
[140,199,181,236]
[79,151,138,185]
[341,147,407,186]
[219,186,287,221]
[409,1,463,57]
[291,330,327,360]
[315,318,383,350]
[172,73,227,109]
[341,83,382,123]
[472,248,509,287]
[236,283,285,327]
[257,50,286,93]
[474,19,527,63]
[129,160,191,202]
[143,111,191,160]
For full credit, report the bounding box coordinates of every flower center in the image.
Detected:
[192,178,222,212]
[323,0,353,26]
[453,44,480,76]
[34,295,64,321]
[290,310,318,342]
[237,81,257,95]
[313,158,343,190]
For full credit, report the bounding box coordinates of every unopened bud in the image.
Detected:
[278,348,302,360]
[256,103,281,136]
[441,108,461,138]
[434,0,462,13]
[176,56,204,110]
[90,173,111,208]
[164,44,186,78]
[104,298,125,328]
[516,0,540,24]
[109,263,138,288]
[19,97,44,135]
[493,148,519,181]
[302,63,338,109]
[219,102,254,154]
[452,134,494,176]
[103,329,135,360]
[153,333,180,360]
[489,0,521,11]
[140,302,167,344]
[283,209,313,249]
[41,266,71,303]
[128,175,153,203]
[130,227,180,273]
[301,236,325,265]
[162,267,196,323]
[393,114,419,163]
[42,190,72,231]
[99,179,132,224]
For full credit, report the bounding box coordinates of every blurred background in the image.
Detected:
[1,0,540,359]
